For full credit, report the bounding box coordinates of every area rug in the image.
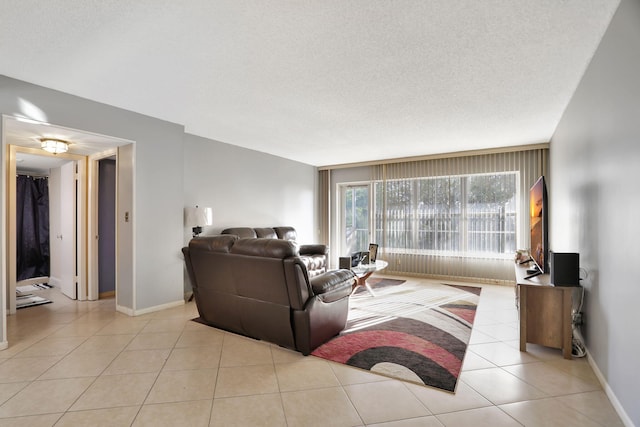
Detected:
[312,279,481,393]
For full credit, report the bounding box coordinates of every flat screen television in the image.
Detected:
[527,176,548,279]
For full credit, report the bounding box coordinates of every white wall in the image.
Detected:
[550,0,638,424]
[182,133,317,244]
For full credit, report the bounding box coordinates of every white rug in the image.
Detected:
[16,294,52,309]
[16,283,53,293]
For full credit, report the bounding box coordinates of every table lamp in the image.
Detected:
[185,205,213,237]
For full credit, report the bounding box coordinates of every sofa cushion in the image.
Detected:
[189,234,238,252]
[221,227,257,238]
[230,238,299,258]
[273,226,297,241]
[254,227,278,239]
[300,254,326,278]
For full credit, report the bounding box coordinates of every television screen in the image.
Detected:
[529,176,548,277]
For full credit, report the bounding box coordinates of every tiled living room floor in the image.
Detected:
[0,277,624,426]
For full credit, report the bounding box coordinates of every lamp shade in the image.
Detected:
[184,206,213,227]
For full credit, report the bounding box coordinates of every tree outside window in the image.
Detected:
[374,172,517,257]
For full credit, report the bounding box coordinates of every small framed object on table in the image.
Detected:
[360,252,370,265]
[369,244,378,262]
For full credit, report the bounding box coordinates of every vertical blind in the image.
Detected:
[318,169,330,245]
[369,148,548,282]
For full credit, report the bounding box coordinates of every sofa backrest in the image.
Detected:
[220,227,257,238]
[221,226,298,241]
[218,226,328,278]
[254,227,278,239]
[186,235,315,349]
[189,234,238,253]
[187,235,310,310]
[230,238,298,258]
[273,226,297,241]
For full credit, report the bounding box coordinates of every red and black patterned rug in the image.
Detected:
[312,278,481,393]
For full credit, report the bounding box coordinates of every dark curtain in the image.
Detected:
[16,175,50,280]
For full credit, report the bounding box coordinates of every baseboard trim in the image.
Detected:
[586,349,634,427]
[116,299,184,317]
[133,300,184,316]
[99,291,116,299]
[115,304,134,316]
[0,340,8,351]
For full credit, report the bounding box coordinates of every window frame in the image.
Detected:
[373,171,519,260]
[338,182,373,257]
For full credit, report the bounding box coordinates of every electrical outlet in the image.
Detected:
[572,312,583,326]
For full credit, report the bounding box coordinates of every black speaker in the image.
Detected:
[339,257,351,270]
[550,252,580,286]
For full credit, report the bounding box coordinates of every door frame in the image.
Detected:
[337,181,373,257]
[2,115,135,354]
[6,144,87,312]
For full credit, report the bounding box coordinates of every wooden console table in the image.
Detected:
[514,263,573,359]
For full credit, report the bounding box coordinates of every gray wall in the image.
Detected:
[550,0,638,424]
[0,75,185,314]
[1,76,319,347]
[182,134,318,298]
[182,133,317,244]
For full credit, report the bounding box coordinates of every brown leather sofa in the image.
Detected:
[221,226,328,277]
[182,235,355,355]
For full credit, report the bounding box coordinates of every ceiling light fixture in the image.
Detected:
[40,138,69,154]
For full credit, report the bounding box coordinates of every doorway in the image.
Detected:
[6,145,86,313]
[88,152,117,300]
[3,116,133,318]
[339,183,371,256]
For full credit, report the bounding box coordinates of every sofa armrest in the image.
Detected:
[299,244,329,256]
[310,269,355,303]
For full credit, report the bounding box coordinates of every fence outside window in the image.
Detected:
[374,172,517,258]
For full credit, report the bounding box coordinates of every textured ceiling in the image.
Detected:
[0,1,620,166]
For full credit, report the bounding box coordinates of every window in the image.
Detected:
[374,172,517,257]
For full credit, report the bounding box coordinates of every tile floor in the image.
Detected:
[0,276,625,426]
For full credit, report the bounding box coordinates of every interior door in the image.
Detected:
[50,161,77,299]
